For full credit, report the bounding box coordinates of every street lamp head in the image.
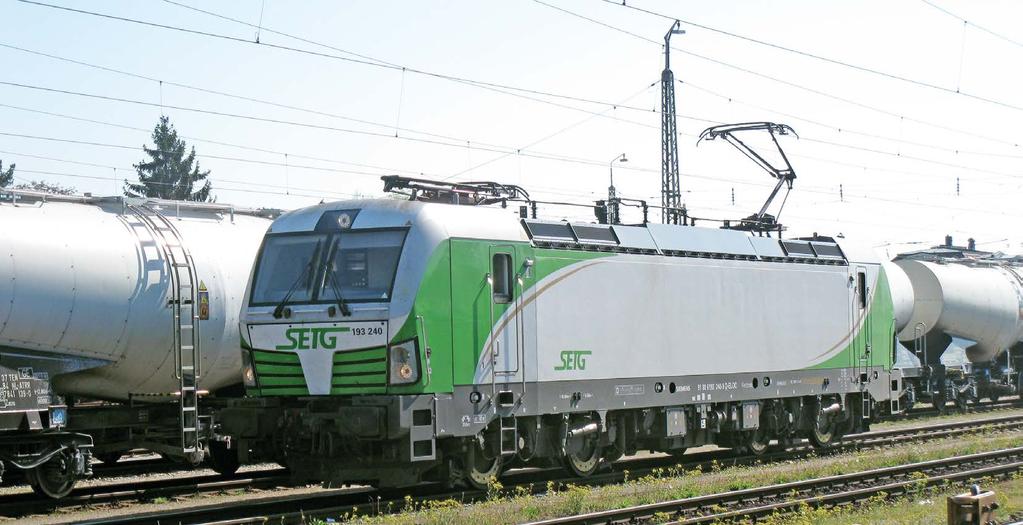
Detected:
[620,154,628,163]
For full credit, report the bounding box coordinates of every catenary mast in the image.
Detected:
[661,21,685,224]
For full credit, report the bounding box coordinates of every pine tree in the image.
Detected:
[0,160,14,188]
[125,116,213,201]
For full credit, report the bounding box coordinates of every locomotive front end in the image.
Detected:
[227,201,446,485]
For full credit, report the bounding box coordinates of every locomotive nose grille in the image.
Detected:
[251,350,308,395]
[332,347,387,394]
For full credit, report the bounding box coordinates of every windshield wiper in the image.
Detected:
[272,239,323,319]
[323,236,352,317]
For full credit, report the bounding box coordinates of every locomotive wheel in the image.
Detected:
[667,447,688,459]
[563,439,602,477]
[26,454,76,499]
[746,428,770,456]
[808,410,837,448]
[208,441,240,476]
[464,440,502,490]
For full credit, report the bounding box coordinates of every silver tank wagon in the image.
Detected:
[0,190,272,497]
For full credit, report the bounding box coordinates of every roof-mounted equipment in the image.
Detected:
[698,122,798,233]
[381,175,530,206]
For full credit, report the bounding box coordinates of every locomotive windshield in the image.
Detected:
[250,229,406,306]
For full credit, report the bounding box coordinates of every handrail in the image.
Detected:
[415,314,432,387]
[486,273,497,407]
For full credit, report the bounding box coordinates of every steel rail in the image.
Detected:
[71,413,1023,525]
[522,447,1023,525]
[0,468,289,517]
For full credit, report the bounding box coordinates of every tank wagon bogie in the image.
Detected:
[0,190,272,497]
[224,199,905,488]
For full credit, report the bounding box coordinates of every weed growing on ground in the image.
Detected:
[339,431,1023,525]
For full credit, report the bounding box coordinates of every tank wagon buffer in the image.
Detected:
[892,240,1023,410]
[0,190,273,497]
[222,139,912,488]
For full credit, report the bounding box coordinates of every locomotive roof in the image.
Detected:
[272,198,880,265]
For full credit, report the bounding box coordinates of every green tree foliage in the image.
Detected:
[14,180,76,196]
[0,160,14,188]
[125,116,213,201]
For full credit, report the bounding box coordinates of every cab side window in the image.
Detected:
[492,253,513,304]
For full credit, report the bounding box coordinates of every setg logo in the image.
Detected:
[276,327,350,350]
[554,350,591,371]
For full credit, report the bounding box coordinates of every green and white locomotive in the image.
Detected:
[222,176,906,488]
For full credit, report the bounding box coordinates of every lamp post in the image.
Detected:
[608,153,628,224]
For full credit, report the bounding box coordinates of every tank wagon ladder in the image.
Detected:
[124,201,202,460]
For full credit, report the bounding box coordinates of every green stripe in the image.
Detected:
[252,350,301,364]
[331,361,386,374]
[258,376,309,386]
[332,373,387,385]
[333,347,386,362]
[257,386,309,396]
[254,363,304,375]
[331,382,386,390]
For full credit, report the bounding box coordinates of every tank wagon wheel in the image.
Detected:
[954,392,972,413]
[464,438,503,491]
[95,452,123,465]
[26,453,77,499]
[208,441,240,476]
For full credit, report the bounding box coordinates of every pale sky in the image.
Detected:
[2,0,1022,256]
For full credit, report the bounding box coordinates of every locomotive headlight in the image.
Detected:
[388,340,420,385]
[241,350,258,388]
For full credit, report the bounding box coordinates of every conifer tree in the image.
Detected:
[125,116,212,201]
[0,160,14,188]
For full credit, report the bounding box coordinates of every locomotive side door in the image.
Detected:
[488,246,519,378]
[854,266,872,386]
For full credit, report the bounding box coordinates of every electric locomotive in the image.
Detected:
[222,176,907,488]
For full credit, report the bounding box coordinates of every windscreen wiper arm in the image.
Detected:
[272,239,323,319]
[323,236,352,317]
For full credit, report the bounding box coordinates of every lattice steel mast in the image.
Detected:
[661,21,685,224]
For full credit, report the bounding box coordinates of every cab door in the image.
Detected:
[488,246,519,377]
[853,266,872,384]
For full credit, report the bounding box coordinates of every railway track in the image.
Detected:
[0,468,291,518]
[59,411,1023,525]
[524,446,1023,525]
[6,397,1009,490]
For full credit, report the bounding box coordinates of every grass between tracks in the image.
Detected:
[765,474,1023,524]
[317,429,1023,525]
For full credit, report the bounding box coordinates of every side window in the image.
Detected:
[492,253,513,304]
[857,271,867,309]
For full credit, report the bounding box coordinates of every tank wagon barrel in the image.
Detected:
[0,190,272,497]
[891,240,1023,410]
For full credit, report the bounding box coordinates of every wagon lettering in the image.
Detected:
[554,350,591,371]
[276,327,351,350]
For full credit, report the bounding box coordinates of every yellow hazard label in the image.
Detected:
[198,280,210,320]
